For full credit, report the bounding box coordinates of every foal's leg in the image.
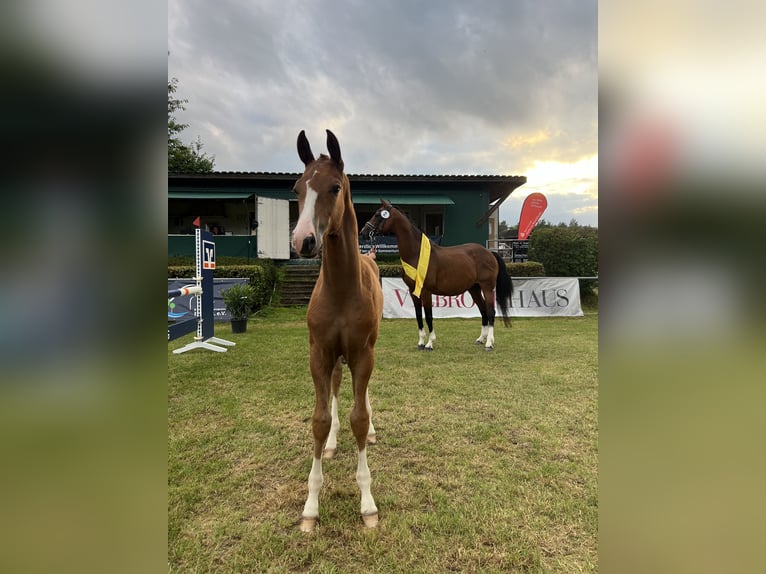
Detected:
[323,359,376,453]
[323,358,343,459]
[468,284,489,345]
[411,293,427,349]
[300,350,334,532]
[366,387,378,445]
[481,285,497,351]
[349,350,379,528]
[422,292,436,351]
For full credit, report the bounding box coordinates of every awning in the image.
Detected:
[168,192,254,199]
[351,194,454,205]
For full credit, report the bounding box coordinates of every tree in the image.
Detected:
[498,220,519,240]
[535,218,553,228]
[168,78,215,173]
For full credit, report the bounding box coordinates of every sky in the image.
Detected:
[168,0,597,227]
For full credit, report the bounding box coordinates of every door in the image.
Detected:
[256,196,290,259]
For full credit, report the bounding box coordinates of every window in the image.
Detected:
[424,211,443,236]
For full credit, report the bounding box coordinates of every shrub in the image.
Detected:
[222,283,258,320]
[216,265,277,310]
[528,225,598,294]
[528,225,598,277]
[507,261,545,277]
[377,263,405,278]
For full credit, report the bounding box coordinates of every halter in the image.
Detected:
[361,208,386,235]
[360,207,391,253]
[362,206,432,296]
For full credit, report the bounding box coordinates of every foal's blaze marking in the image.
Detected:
[361,199,513,351]
[291,184,319,254]
[291,130,383,532]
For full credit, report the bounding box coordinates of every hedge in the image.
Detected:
[377,260,545,278]
[168,260,278,312]
[528,226,598,278]
[167,258,545,311]
[528,226,598,295]
[505,261,546,277]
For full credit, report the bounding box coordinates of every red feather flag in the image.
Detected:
[192,216,200,228]
[517,193,548,240]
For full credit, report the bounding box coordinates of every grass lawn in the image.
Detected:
[169,307,598,573]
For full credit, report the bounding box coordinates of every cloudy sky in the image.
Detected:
[168,0,597,227]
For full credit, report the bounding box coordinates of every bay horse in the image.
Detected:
[361,200,513,351]
[291,130,383,532]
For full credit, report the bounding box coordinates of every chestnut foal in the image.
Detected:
[291,130,383,532]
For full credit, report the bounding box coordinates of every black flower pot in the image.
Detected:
[230,318,248,333]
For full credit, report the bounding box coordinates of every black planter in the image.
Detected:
[230,318,248,333]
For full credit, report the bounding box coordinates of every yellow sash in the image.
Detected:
[400,234,431,297]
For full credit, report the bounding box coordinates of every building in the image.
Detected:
[168,172,526,258]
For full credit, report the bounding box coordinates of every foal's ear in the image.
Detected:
[297,130,315,166]
[326,129,344,171]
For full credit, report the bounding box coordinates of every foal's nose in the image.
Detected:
[301,234,316,256]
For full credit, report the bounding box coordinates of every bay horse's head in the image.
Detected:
[291,129,350,258]
[360,199,396,238]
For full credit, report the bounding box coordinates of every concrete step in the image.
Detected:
[277,263,320,306]
[280,284,316,294]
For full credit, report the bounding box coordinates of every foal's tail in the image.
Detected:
[492,251,513,327]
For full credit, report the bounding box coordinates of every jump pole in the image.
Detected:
[168,227,236,354]
[168,285,202,297]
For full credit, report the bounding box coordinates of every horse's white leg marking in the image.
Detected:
[301,457,324,529]
[323,395,340,457]
[417,328,426,347]
[356,447,378,526]
[291,183,318,252]
[476,325,488,344]
[366,388,377,443]
[425,329,436,350]
[484,326,495,350]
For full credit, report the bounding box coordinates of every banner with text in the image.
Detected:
[382,277,583,318]
[168,278,248,321]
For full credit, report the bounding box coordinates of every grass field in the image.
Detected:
[169,307,598,573]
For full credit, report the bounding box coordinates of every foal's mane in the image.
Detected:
[390,204,422,236]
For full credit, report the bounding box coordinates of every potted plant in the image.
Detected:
[222,283,257,333]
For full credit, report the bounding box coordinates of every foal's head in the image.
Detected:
[291,130,350,258]
[361,199,398,237]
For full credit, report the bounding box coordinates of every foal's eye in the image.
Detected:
[330,184,341,195]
